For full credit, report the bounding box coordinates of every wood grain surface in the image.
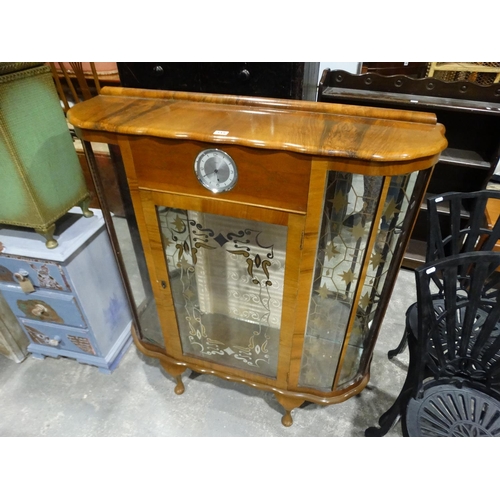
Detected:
[68,87,447,162]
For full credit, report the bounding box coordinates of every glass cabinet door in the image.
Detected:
[157,206,289,378]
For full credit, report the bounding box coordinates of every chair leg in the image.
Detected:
[388,329,408,359]
[366,335,418,437]
[365,386,412,436]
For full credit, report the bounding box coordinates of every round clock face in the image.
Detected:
[194,149,238,193]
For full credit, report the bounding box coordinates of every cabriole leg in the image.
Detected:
[160,359,187,395]
[275,394,305,427]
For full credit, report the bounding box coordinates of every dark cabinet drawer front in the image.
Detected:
[117,62,305,99]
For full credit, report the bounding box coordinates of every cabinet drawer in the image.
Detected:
[0,285,87,328]
[118,62,303,99]
[131,139,310,214]
[21,319,98,357]
[0,255,70,292]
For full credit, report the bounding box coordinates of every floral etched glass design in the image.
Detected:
[157,207,287,378]
[298,171,418,391]
[336,172,418,388]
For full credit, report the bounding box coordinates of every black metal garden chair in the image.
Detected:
[388,189,500,359]
[366,251,500,436]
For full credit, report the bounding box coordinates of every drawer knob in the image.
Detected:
[47,335,61,347]
[31,304,49,317]
[238,68,251,81]
[153,65,164,75]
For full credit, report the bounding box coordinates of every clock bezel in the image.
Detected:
[194,148,238,194]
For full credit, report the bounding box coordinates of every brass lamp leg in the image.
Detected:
[79,197,94,218]
[35,224,58,249]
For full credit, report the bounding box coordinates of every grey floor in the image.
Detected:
[0,264,414,437]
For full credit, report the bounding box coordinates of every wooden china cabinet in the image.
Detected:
[67,87,446,426]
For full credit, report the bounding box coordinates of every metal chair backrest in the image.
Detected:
[414,251,500,395]
[426,190,500,262]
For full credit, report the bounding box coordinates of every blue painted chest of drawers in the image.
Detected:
[0,208,133,373]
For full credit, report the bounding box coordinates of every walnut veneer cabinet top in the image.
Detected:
[68,87,445,162]
[68,87,446,426]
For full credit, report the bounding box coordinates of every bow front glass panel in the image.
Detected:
[299,170,419,391]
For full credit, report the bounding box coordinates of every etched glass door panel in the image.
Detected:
[157,207,288,378]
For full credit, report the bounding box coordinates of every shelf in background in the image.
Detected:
[402,239,427,269]
[439,148,491,169]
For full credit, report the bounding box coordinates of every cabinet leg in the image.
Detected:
[160,359,187,395]
[79,197,94,218]
[275,394,305,427]
[35,224,58,249]
[30,352,46,360]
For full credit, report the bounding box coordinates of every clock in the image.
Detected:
[194,148,238,193]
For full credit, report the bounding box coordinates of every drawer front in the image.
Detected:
[21,319,98,357]
[118,62,303,99]
[0,255,70,292]
[131,139,310,214]
[1,286,87,328]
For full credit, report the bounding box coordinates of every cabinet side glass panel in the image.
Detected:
[299,172,382,391]
[83,143,164,348]
[336,172,418,388]
[157,206,288,378]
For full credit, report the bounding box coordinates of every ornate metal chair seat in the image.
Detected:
[406,378,500,437]
[406,298,500,369]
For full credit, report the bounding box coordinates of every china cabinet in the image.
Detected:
[67,87,446,425]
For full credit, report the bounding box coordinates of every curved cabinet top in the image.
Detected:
[67,87,447,162]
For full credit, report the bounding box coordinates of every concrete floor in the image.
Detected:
[0,265,414,437]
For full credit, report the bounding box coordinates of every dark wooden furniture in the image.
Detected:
[67,87,445,426]
[117,62,319,101]
[318,69,500,268]
[361,62,429,78]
